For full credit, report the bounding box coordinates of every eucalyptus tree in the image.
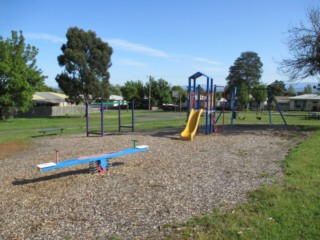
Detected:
[226,51,263,89]
[56,27,113,104]
[268,80,286,96]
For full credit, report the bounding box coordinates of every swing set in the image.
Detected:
[230,87,287,127]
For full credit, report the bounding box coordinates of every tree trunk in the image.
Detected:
[0,108,4,120]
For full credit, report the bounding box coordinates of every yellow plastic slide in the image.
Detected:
[180,108,203,141]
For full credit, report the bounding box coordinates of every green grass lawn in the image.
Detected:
[0,110,187,143]
[1,110,320,143]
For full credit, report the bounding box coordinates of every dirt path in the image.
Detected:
[0,141,26,159]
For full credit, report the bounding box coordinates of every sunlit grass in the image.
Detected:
[164,130,320,240]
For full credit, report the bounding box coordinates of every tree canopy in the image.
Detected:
[251,84,268,106]
[56,27,113,104]
[153,78,172,107]
[119,77,178,109]
[237,86,250,107]
[268,80,287,96]
[120,80,145,106]
[280,7,320,81]
[171,85,187,104]
[0,31,46,120]
[226,51,263,89]
[303,84,313,94]
[287,84,296,96]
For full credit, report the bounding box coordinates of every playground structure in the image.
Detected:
[86,101,135,137]
[230,87,288,127]
[180,72,225,140]
[37,140,148,174]
[180,72,288,141]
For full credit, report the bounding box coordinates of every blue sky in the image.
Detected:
[1,0,319,88]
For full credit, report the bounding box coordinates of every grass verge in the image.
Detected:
[164,130,320,239]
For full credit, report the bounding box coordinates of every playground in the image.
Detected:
[0,124,305,239]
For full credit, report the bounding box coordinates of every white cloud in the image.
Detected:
[108,39,168,57]
[117,58,146,67]
[193,66,226,75]
[25,33,64,43]
[192,57,222,65]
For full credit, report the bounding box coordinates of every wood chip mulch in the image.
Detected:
[0,125,306,239]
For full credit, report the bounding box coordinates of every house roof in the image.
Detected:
[109,95,123,101]
[275,96,290,103]
[289,94,320,101]
[32,92,68,103]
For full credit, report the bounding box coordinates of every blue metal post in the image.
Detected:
[100,158,108,170]
[231,87,237,128]
[197,84,201,111]
[205,77,209,135]
[132,100,135,132]
[209,79,213,133]
[86,103,89,137]
[267,90,272,125]
[268,89,287,126]
[193,79,196,109]
[187,77,191,111]
[213,84,217,133]
[118,103,121,132]
[101,103,104,137]
[275,99,288,126]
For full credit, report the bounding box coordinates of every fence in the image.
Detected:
[16,106,99,118]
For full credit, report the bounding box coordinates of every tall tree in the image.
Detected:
[280,7,320,81]
[237,85,250,109]
[226,51,263,89]
[146,78,172,108]
[171,85,187,105]
[56,27,113,104]
[303,84,313,94]
[120,80,145,103]
[0,31,46,120]
[268,80,287,96]
[286,84,296,96]
[251,84,268,107]
[109,84,122,96]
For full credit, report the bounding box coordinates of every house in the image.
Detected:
[289,94,320,111]
[108,95,127,108]
[15,92,79,117]
[274,96,290,111]
[32,92,74,106]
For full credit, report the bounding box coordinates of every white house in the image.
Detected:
[289,94,320,111]
[108,95,128,107]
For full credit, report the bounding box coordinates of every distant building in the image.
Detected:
[32,92,74,106]
[109,95,124,101]
[274,96,290,111]
[289,94,320,111]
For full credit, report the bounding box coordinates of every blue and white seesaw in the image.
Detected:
[37,140,148,174]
